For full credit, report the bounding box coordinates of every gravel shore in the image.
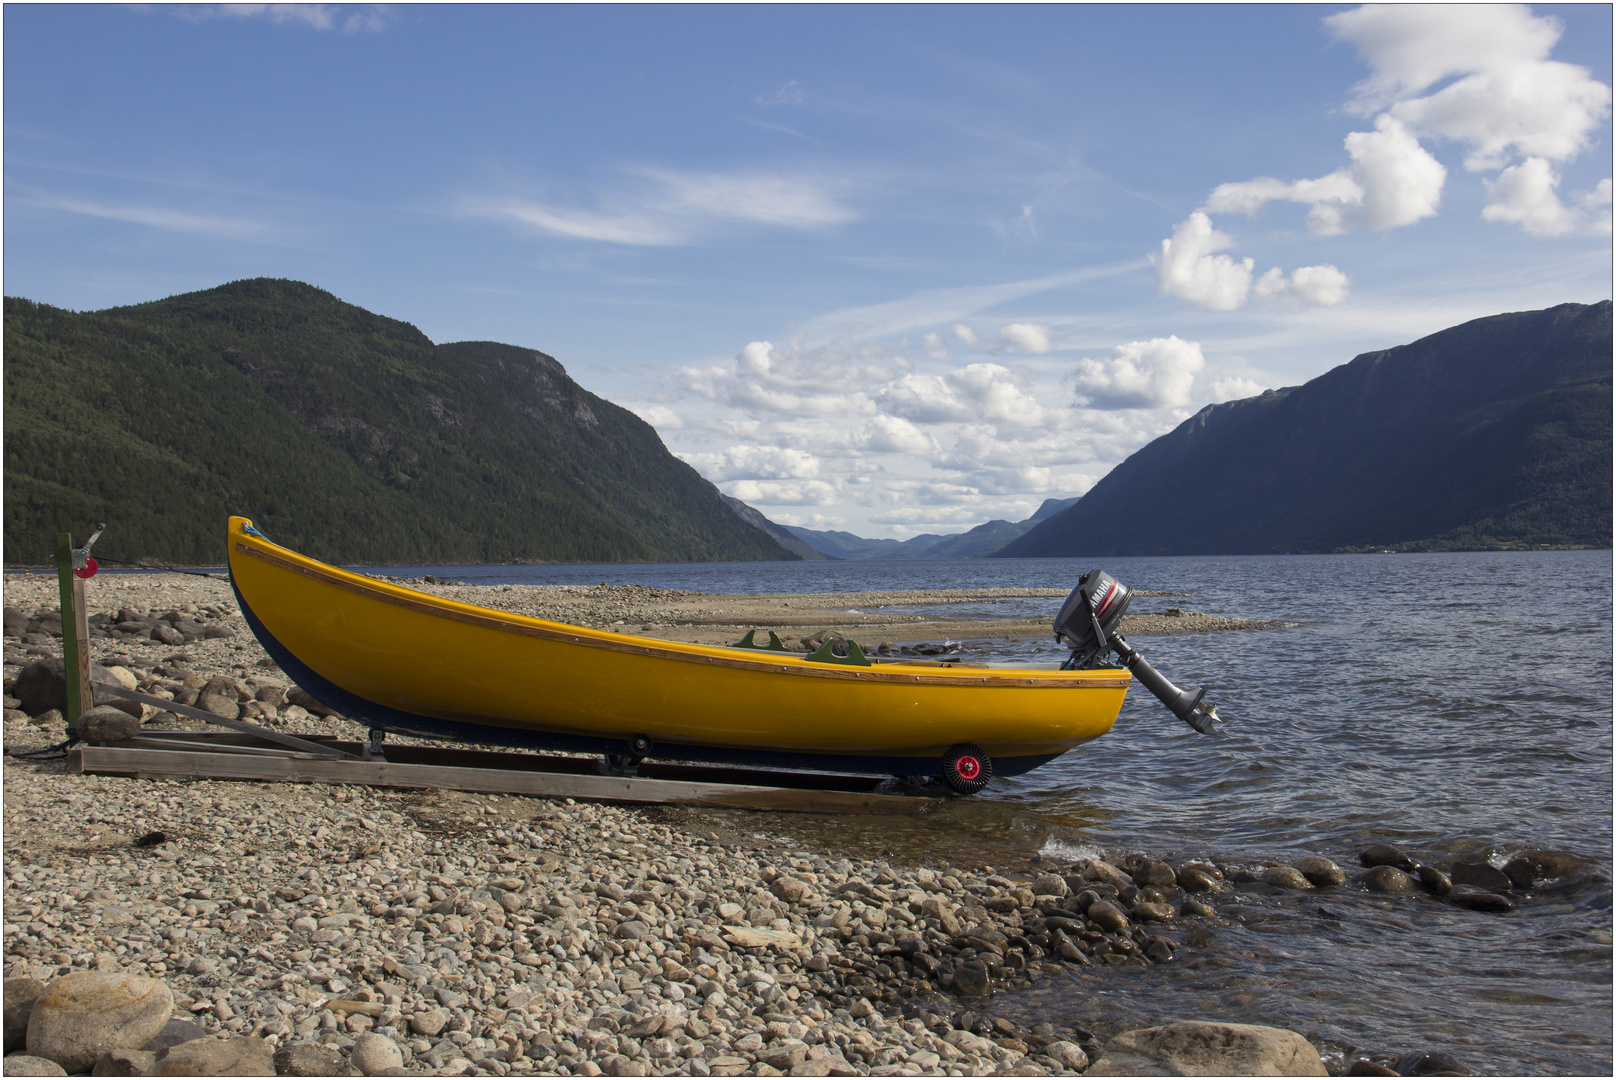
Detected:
[5,570,1322,1077]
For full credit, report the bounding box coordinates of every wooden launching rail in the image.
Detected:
[71,729,947,816]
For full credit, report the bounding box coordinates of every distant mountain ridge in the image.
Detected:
[783,497,1079,560]
[1000,302,1612,557]
[4,279,797,566]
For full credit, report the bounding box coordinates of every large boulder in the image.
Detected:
[25,972,173,1074]
[5,977,45,1052]
[75,707,141,745]
[13,659,122,718]
[1087,1021,1328,1076]
[153,1035,274,1075]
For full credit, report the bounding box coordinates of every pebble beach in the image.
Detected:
[1,570,1552,1076]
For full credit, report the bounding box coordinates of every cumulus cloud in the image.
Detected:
[879,363,1048,428]
[463,169,853,246]
[860,415,937,455]
[922,332,949,359]
[996,323,1053,354]
[1072,336,1206,410]
[1151,212,1253,311]
[952,323,980,347]
[1329,4,1610,170]
[684,340,875,419]
[1207,115,1445,235]
[629,404,684,429]
[1482,158,1612,237]
[726,480,839,506]
[1210,375,1269,402]
[682,445,821,482]
[1254,263,1351,306]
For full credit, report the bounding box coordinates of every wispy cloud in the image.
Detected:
[167,4,391,33]
[461,168,854,247]
[13,189,274,240]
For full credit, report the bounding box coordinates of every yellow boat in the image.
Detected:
[226,515,1134,790]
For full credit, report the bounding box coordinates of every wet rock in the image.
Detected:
[153,1034,274,1075]
[1085,901,1129,933]
[273,1042,360,1077]
[1416,865,1453,896]
[1392,1051,1473,1076]
[1087,1021,1327,1076]
[5,977,45,1052]
[1134,860,1176,888]
[1143,936,1175,963]
[1354,865,1418,894]
[1450,861,1513,894]
[1030,874,1068,898]
[1359,844,1417,872]
[1176,867,1220,893]
[1080,860,1135,891]
[1179,898,1215,918]
[1260,866,1314,890]
[1292,856,1345,887]
[951,960,991,998]
[26,971,174,1074]
[3,1056,66,1076]
[1346,1059,1400,1076]
[349,1032,403,1075]
[1130,902,1175,923]
[91,1048,156,1075]
[1449,885,1515,913]
[75,706,141,744]
[1501,849,1590,888]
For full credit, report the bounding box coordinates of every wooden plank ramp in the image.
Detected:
[72,732,945,816]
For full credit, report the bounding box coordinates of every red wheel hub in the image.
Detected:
[955,756,981,780]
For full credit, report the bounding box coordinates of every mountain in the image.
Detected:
[719,495,827,560]
[3,279,797,566]
[784,497,1081,560]
[1000,302,1612,557]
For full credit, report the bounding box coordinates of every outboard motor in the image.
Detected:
[1054,569,1219,734]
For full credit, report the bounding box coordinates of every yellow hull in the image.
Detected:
[226,516,1128,776]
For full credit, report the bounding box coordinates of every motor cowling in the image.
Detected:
[1054,568,1219,734]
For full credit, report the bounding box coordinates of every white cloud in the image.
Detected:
[1072,336,1206,410]
[1254,264,1351,306]
[1151,212,1253,311]
[952,323,980,347]
[755,80,805,106]
[725,480,839,506]
[683,340,875,419]
[1481,158,1611,237]
[174,4,390,33]
[18,192,273,240]
[1329,4,1610,171]
[878,363,1048,428]
[630,404,684,429]
[860,415,937,455]
[684,445,821,482]
[996,323,1053,354]
[462,169,853,247]
[922,331,949,359]
[1210,375,1269,402]
[1206,116,1444,235]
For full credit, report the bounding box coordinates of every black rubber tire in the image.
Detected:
[941,743,992,794]
[628,733,653,758]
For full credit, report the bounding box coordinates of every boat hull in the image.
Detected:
[226,517,1129,777]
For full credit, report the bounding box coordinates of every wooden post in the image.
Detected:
[54,533,92,728]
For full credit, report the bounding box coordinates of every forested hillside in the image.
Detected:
[4,279,795,566]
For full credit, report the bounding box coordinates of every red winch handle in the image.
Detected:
[72,524,105,579]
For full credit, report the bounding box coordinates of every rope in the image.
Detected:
[4,736,77,759]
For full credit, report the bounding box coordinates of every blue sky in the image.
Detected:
[6,4,1611,538]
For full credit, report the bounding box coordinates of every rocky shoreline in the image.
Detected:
[2,572,1548,1076]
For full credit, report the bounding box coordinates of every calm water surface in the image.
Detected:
[371,551,1612,1073]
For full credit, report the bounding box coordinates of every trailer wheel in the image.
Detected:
[941,743,992,794]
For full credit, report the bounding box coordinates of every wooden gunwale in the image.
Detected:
[235,541,1129,691]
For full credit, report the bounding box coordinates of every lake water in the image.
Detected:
[348,552,1614,1072]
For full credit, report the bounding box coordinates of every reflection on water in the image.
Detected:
[371,551,1614,1074]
